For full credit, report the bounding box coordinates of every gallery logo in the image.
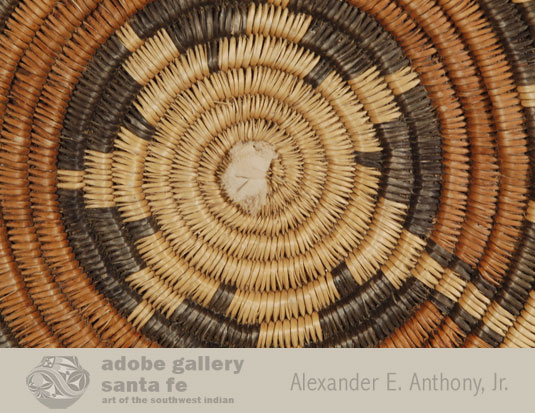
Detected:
[26,356,90,409]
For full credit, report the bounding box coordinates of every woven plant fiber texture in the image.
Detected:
[0,0,534,348]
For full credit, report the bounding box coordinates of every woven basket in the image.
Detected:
[0,0,534,348]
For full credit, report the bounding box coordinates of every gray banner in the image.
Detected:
[0,349,531,412]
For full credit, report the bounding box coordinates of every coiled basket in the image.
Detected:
[0,0,534,348]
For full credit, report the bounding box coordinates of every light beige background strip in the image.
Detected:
[0,349,531,412]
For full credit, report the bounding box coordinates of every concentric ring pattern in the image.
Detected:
[0,0,534,348]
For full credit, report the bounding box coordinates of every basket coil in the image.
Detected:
[0,0,534,348]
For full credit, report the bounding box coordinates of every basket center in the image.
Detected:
[221,141,278,215]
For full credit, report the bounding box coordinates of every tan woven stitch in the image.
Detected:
[57,170,84,190]
[124,29,179,85]
[83,151,115,208]
[117,22,143,52]
[382,230,427,289]
[348,66,401,124]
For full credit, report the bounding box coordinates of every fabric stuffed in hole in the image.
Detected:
[221,141,277,215]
